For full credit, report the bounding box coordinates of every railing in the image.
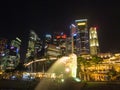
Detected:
[24,57,57,67]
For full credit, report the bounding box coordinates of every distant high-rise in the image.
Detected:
[26,30,42,61]
[89,27,99,55]
[0,38,7,56]
[45,34,52,44]
[45,32,67,57]
[52,32,66,46]
[10,37,21,56]
[75,19,89,55]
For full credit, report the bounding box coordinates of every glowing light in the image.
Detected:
[51,73,56,79]
[75,19,87,22]
[77,22,86,26]
[70,24,77,35]
[71,24,76,28]
[61,79,64,82]
[16,48,19,53]
[65,68,70,72]
[45,34,52,38]
[35,54,77,90]
[16,37,21,42]
[74,77,81,82]
[73,33,77,36]
[1,53,5,56]
[10,46,14,49]
[56,35,60,39]
[24,58,57,67]
[66,54,77,78]
[61,34,66,38]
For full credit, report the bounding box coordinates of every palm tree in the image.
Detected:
[91,55,102,72]
[91,55,102,65]
[108,66,117,81]
[14,62,27,72]
[90,55,103,81]
[77,56,91,81]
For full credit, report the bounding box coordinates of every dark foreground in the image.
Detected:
[0,79,39,90]
[0,79,120,90]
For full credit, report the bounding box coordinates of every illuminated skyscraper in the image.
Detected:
[10,37,21,56]
[45,34,52,44]
[45,32,67,58]
[89,27,99,55]
[26,30,42,61]
[26,30,36,60]
[75,19,89,55]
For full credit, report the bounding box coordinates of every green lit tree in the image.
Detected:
[108,66,117,81]
[14,62,27,72]
[77,56,91,81]
[91,55,102,64]
[91,55,102,73]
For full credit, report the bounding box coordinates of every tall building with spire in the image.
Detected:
[89,27,99,55]
[75,19,89,55]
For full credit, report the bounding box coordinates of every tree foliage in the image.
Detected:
[14,62,28,71]
[91,55,102,64]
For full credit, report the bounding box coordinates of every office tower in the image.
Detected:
[52,32,66,46]
[65,37,72,55]
[89,27,99,55]
[0,38,7,70]
[10,37,21,56]
[26,30,42,61]
[70,24,77,54]
[1,37,21,70]
[45,34,52,44]
[0,38,7,56]
[26,30,36,60]
[75,19,89,55]
[54,32,67,56]
[45,32,67,58]
[8,38,21,69]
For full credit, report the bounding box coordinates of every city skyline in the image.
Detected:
[0,0,120,53]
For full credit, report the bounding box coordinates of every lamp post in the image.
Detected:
[70,24,76,53]
[71,33,74,53]
[70,24,77,78]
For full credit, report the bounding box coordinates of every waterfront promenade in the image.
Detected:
[1,79,120,90]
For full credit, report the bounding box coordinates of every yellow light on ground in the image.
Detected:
[77,22,86,26]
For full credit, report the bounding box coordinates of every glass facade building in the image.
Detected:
[75,19,89,55]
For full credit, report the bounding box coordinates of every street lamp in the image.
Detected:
[70,24,76,53]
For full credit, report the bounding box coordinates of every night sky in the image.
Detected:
[0,0,120,53]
